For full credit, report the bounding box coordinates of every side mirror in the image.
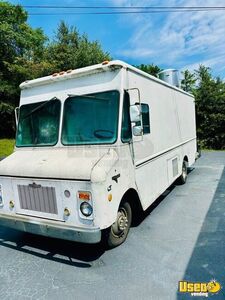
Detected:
[129,104,141,123]
[133,125,143,136]
[130,104,143,136]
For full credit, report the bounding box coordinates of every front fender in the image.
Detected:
[91,149,118,183]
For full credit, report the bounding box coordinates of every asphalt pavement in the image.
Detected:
[0,151,224,300]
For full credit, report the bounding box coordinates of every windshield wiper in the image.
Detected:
[67,94,108,101]
[22,97,58,120]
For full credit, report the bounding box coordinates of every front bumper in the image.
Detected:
[0,212,101,244]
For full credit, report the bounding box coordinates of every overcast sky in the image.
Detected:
[10,0,225,78]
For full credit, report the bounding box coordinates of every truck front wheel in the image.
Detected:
[104,201,132,248]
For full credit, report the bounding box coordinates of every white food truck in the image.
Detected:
[0,60,197,248]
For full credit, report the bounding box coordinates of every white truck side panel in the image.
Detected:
[174,89,196,142]
[126,70,196,210]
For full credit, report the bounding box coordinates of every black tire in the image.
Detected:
[177,160,188,185]
[104,201,132,249]
[197,142,201,158]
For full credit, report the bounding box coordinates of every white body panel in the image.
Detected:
[125,70,196,209]
[0,148,116,180]
[0,61,197,243]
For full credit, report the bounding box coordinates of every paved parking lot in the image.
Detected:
[0,151,224,300]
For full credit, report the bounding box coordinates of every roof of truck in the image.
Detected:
[20,60,194,98]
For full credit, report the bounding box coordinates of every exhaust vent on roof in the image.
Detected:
[158,69,180,88]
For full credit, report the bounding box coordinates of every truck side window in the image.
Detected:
[141,103,150,134]
[121,92,132,142]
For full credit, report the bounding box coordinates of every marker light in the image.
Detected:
[9,200,14,209]
[80,202,93,217]
[78,191,91,201]
[102,60,110,65]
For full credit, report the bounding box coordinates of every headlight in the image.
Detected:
[80,201,93,217]
[0,185,3,206]
[77,191,93,219]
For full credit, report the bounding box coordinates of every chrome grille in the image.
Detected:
[17,184,58,214]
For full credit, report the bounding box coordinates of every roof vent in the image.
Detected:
[158,69,180,88]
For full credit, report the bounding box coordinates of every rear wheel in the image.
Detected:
[104,201,132,248]
[177,160,188,184]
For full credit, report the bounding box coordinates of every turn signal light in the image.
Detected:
[9,200,15,208]
[78,191,91,201]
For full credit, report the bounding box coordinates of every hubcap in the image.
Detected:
[111,207,129,237]
[182,163,187,179]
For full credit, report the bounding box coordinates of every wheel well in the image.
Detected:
[121,188,143,225]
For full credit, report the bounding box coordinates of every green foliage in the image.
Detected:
[193,65,225,150]
[0,3,111,140]
[136,64,162,77]
[46,21,110,72]
[0,1,47,106]
[0,102,15,138]
[181,70,196,93]
[0,2,28,62]
[181,66,225,149]
[0,139,15,157]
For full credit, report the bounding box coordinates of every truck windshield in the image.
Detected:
[62,91,119,145]
[16,99,61,147]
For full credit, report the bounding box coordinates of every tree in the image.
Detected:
[0,2,48,106]
[194,65,225,149]
[0,102,15,138]
[0,2,53,137]
[181,70,196,93]
[46,21,110,72]
[0,5,110,138]
[136,63,162,77]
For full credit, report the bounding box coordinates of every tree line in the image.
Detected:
[0,2,110,137]
[0,1,224,149]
